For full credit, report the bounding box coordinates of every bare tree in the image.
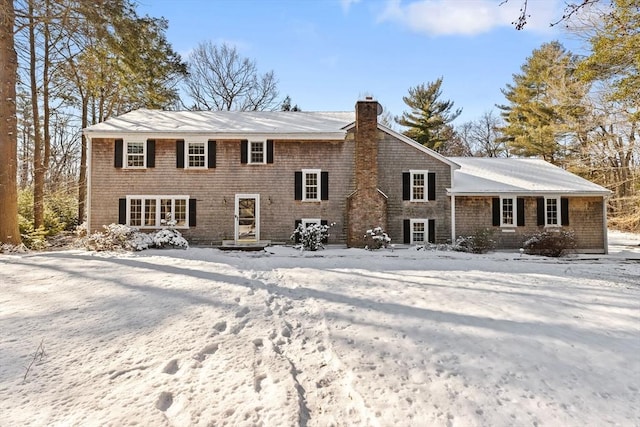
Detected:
[503,0,603,30]
[0,0,21,245]
[458,111,509,157]
[184,42,279,111]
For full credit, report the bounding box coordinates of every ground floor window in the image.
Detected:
[126,196,189,228]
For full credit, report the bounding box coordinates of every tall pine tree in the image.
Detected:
[396,78,461,151]
[498,41,590,164]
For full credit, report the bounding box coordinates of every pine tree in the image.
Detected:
[498,41,590,164]
[396,78,461,151]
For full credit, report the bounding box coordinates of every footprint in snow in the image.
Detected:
[162,359,179,375]
[156,391,173,411]
[193,343,219,362]
[236,306,250,318]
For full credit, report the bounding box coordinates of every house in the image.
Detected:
[83,98,611,253]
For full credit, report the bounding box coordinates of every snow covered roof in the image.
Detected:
[83,109,355,140]
[448,157,611,196]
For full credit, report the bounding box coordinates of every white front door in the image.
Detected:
[235,194,260,242]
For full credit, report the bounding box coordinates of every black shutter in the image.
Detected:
[403,219,410,244]
[114,139,123,168]
[321,219,328,244]
[267,140,274,164]
[294,219,301,243]
[537,197,545,226]
[294,171,302,200]
[176,140,185,168]
[492,198,500,226]
[189,198,197,227]
[517,198,525,226]
[208,140,216,168]
[427,172,436,201]
[428,219,435,244]
[402,172,410,200]
[118,198,126,224]
[321,172,329,200]
[146,140,155,168]
[561,198,569,226]
[240,140,248,164]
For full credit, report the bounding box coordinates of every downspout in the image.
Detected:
[451,194,456,243]
[602,195,608,255]
[86,135,92,233]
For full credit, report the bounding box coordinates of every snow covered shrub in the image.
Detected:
[291,222,333,251]
[84,224,147,251]
[523,230,576,257]
[364,227,391,250]
[1,243,28,254]
[453,228,496,254]
[153,229,188,249]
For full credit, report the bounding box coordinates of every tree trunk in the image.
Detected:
[0,0,21,245]
[29,0,45,229]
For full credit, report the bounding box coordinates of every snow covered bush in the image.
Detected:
[153,229,189,249]
[291,222,333,251]
[1,243,28,254]
[523,230,576,257]
[364,227,391,250]
[453,228,496,254]
[84,223,189,252]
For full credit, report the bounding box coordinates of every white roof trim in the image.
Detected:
[83,131,348,141]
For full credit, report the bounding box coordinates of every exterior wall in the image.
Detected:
[376,130,453,244]
[90,137,355,244]
[454,196,606,252]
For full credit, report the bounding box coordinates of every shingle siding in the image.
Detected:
[90,137,355,244]
[454,196,605,252]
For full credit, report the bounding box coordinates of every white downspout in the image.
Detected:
[86,135,92,232]
[451,194,456,243]
[603,195,608,254]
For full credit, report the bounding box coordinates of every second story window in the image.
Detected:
[188,142,206,168]
[411,171,427,201]
[127,142,145,168]
[250,141,265,164]
[303,169,320,201]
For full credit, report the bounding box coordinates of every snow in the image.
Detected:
[83,110,355,138]
[1,232,638,426]
[449,157,611,195]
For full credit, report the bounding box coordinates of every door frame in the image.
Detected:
[234,194,260,242]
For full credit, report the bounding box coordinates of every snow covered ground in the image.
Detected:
[1,231,638,426]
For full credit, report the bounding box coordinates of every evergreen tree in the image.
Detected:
[498,41,590,163]
[396,78,462,151]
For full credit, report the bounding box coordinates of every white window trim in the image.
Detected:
[185,140,208,169]
[301,218,321,228]
[248,140,267,165]
[126,195,190,229]
[302,169,321,202]
[500,196,517,227]
[410,218,429,245]
[409,169,429,202]
[545,196,561,227]
[124,141,146,169]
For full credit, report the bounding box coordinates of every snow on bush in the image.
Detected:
[84,223,188,252]
[291,222,333,251]
[523,229,576,257]
[0,243,29,254]
[453,228,496,254]
[364,227,391,250]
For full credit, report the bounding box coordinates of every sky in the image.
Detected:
[135,0,589,125]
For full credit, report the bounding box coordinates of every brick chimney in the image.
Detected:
[347,97,388,247]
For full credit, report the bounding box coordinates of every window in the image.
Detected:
[545,197,560,226]
[403,170,435,201]
[126,142,145,168]
[404,218,435,244]
[501,197,515,226]
[302,169,321,201]
[411,171,427,201]
[250,141,265,164]
[412,220,426,243]
[125,196,189,228]
[187,142,206,168]
[301,218,321,228]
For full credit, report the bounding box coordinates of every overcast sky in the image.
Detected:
[136,0,588,124]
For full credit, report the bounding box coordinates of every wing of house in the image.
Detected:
[83,99,611,253]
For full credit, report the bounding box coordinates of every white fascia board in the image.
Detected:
[82,130,348,141]
[447,190,611,197]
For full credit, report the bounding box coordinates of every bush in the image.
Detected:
[523,230,576,257]
[83,224,188,252]
[364,227,391,250]
[453,228,496,254]
[291,222,332,251]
